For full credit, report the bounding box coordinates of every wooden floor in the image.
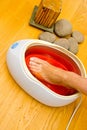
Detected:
[0,0,87,130]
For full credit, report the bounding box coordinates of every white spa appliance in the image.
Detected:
[6,39,86,107]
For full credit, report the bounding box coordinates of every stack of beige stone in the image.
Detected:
[39,19,84,54]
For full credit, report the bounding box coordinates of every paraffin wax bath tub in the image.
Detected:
[6,39,86,107]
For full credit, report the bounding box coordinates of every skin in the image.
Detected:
[29,57,87,95]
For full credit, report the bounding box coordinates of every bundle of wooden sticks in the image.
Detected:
[34,0,62,28]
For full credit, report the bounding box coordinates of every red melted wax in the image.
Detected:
[25,45,81,96]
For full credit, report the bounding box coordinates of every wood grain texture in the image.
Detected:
[0,0,87,130]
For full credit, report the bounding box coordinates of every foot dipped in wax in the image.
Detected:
[29,57,68,86]
[29,57,87,95]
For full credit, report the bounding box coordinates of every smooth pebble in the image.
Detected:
[72,31,84,43]
[54,19,72,37]
[39,31,56,43]
[54,38,70,50]
[68,37,79,54]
